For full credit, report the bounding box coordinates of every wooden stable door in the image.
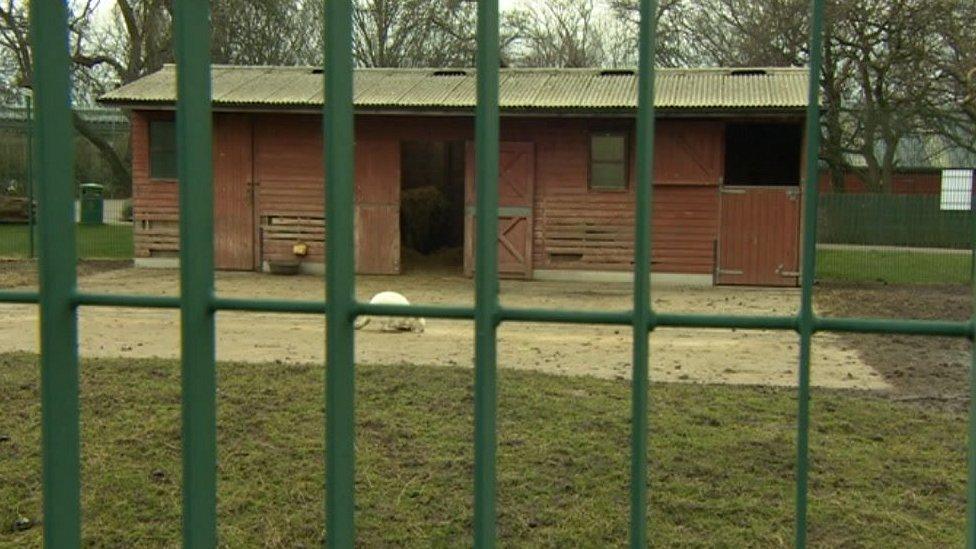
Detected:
[717,186,800,286]
[463,142,535,278]
[213,114,255,270]
[355,140,401,274]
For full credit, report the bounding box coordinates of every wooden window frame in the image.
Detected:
[588,130,629,191]
[149,119,178,181]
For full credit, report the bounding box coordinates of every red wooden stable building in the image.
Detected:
[101,65,811,286]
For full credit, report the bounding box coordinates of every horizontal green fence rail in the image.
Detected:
[4,0,975,547]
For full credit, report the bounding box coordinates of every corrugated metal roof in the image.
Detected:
[0,106,128,131]
[100,65,810,111]
[0,106,127,125]
[845,134,976,170]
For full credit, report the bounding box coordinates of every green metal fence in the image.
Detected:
[819,193,973,249]
[0,104,132,261]
[815,193,975,284]
[0,224,133,260]
[0,105,130,197]
[815,245,973,285]
[3,0,975,547]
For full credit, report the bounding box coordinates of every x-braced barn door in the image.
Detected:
[464,142,535,279]
[716,186,801,286]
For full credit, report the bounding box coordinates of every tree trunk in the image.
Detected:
[829,162,846,192]
[866,163,884,192]
[72,111,131,196]
[880,138,898,194]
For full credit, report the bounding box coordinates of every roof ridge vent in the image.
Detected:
[432,69,467,76]
[729,69,768,76]
[599,69,635,76]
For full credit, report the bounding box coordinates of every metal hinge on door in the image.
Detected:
[717,268,744,276]
[776,264,800,277]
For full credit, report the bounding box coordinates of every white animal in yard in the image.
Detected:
[355,291,426,333]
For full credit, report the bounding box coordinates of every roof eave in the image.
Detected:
[98,98,808,118]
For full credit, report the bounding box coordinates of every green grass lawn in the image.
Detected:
[817,247,972,285]
[0,223,132,259]
[0,352,966,546]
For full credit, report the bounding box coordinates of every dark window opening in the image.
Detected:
[549,252,583,263]
[729,69,768,77]
[590,132,628,190]
[149,120,177,180]
[724,123,802,186]
[400,140,466,272]
[599,69,635,76]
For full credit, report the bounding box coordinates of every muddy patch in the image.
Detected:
[817,283,971,408]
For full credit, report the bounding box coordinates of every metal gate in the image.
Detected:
[717,186,801,286]
[8,1,976,548]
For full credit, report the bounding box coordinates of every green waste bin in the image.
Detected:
[79,183,104,225]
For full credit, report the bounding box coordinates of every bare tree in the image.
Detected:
[614,0,950,192]
[926,0,976,155]
[212,0,322,65]
[504,0,614,68]
[3,0,963,195]
[0,0,155,190]
[99,0,173,87]
[606,0,698,67]
[352,0,479,67]
[683,0,807,66]
[0,0,330,191]
[828,0,946,191]
[819,14,855,192]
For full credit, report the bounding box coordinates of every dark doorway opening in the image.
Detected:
[724,123,803,186]
[399,140,465,272]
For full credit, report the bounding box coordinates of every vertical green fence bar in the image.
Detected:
[473,0,500,545]
[630,0,658,546]
[30,1,81,545]
[323,0,357,546]
[795,0,826,547]
[968,157,976,546]
[25,95,34,259]
[174,0,217,546]
[969,255,976,547]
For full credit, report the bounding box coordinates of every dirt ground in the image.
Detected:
[817,283,971,407]
[0,259,909,391]
[0,259,130,289]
